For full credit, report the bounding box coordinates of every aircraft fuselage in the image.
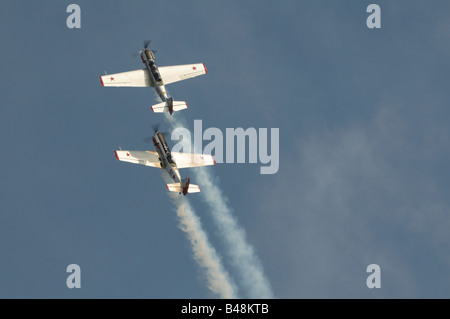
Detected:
[141,49,169,103]
[152,132,182,183]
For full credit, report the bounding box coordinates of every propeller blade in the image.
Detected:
[152,123,160,133]
[143,40,151,49]
[143,123,168,144]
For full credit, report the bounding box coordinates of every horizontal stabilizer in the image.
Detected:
[151,100,187,113]
[166,183,201,194]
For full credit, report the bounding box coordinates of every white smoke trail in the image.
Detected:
[171,195,238,298]
[154,92,238,298]
[193,168,274,298]
[164,113,274,298]
[161,173,237,298]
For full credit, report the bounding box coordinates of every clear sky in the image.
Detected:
[0,0,449,298]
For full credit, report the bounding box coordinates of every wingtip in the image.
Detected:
[114,151,119,160]
[100,76,104,87]
[203,63,207,74]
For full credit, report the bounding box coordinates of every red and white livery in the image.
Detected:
[100,43,207,115]
[115,131,215,195]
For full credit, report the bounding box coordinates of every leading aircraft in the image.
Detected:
[100,40,207,115]
[115,130,215,195]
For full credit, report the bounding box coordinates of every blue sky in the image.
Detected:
[0,1,449,298]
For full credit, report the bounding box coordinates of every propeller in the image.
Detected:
[143,123,168,144]
[152,123,161,133]
[144,40,158,55]
[131,40,157,58]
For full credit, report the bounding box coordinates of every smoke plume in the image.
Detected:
[164,113,274,298]
[162,172,237,298]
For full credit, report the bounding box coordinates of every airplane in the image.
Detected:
[114,130,215,195]
[100,41,207,115]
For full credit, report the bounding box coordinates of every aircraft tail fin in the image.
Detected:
[151,98,187,115]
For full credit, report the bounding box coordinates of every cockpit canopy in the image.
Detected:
[151,69,162,83]
[147,60,162,83]
[156,132,176,166]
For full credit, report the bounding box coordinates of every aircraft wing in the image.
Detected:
[171,152,215,169]
[115,150,161,168]
[159,63,207,85]
[100,69,153,87]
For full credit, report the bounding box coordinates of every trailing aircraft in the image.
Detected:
[115,129,215,195]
